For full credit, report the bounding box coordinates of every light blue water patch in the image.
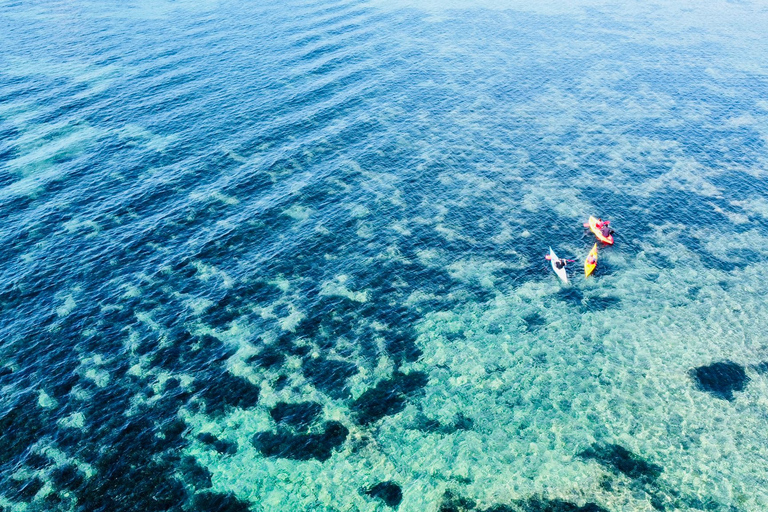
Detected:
[1,0,768,511]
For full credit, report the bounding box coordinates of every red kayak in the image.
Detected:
[588,216,613,245]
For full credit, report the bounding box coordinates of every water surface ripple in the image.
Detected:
[1,0,768,511]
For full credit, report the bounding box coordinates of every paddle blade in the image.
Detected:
[545,254,552,260]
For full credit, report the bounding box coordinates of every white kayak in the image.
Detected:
[549,247,568,284]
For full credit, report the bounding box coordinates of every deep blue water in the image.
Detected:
[2,0,768,511]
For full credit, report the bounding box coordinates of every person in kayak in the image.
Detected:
[586,252,597,267]
[596,219,614,239]
[554,258,567,270]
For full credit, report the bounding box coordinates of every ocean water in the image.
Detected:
[2,0,768,510]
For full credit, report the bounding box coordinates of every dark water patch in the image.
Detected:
[354,383,408,426]
[292,295,372,352]
[0,365,13,381]
[41,491,66,509]
[439,490,476,512]
[192,491,251,512]
[351,371,429,425]
[7,476,44,502]
[385,330,422,365]
[180,455,213,490]
[205,293,248,330]
[53,426,85,452]
[412,412,473,434]
[166,332,236,375]
[197,433,237,455]
[24,451,53,470]
[78,441,188,512]
[578,186,635,219]
[198,370,260,416]
[678,494,736,512]
[303,357,358,399]
[412,412,442,433]
[260,332,311,360]
[512,497,610,512]
[677,231,753,272]
[649,253,675,271]
[710,169,768,204]
[193,219,293,271]
[247,344,286,370]
[556,287,584,305]
[407,266,456,295]
[364,481,403,508]
[582,295,621,311]
[231,278,284,306]
[164,377,181,392]
[367,300,422,327]
[466,283,497,303]
[453,413,474,431]
[689,361,749,401]
[0,391,46,467]
[270,401,323,430]
[222,169,274,201]
[523,312,547,331]
[51,464,85,491]
[578,443,662,484]
[252,420,349,462]
[273,374,290,390]
[407,223,479,258]
[152,343,185,370]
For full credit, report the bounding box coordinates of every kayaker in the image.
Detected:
[586,253,597,266]
[596,219,614,239]
[555,258,567,270]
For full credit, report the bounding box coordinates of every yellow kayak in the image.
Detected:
[584,243,598,277]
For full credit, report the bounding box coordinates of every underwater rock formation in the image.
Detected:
[689,361,749,401]
[197,433,237,455]
[269,401,323,431]
[351,371,429,425]
[522,312,547,331]
[247,344,285,370]
[413,412,474,434]
[438,490,476,512]
[302,357,359,399]
[192,491,251,512]
[385,330,423,365]
[437,491,609,512]
[364,481,403,508]
[51,465,85,491]
[578,443,662,485]
[513,497,609,512]
[198,370,261,416]
[582,295,621,311]
[252,420,349,462]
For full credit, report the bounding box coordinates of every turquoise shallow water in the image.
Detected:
[2,0,768,511]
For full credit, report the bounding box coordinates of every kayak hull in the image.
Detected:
[589,216,614,245]
[549,247,568,284]
[584,243,598,277]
